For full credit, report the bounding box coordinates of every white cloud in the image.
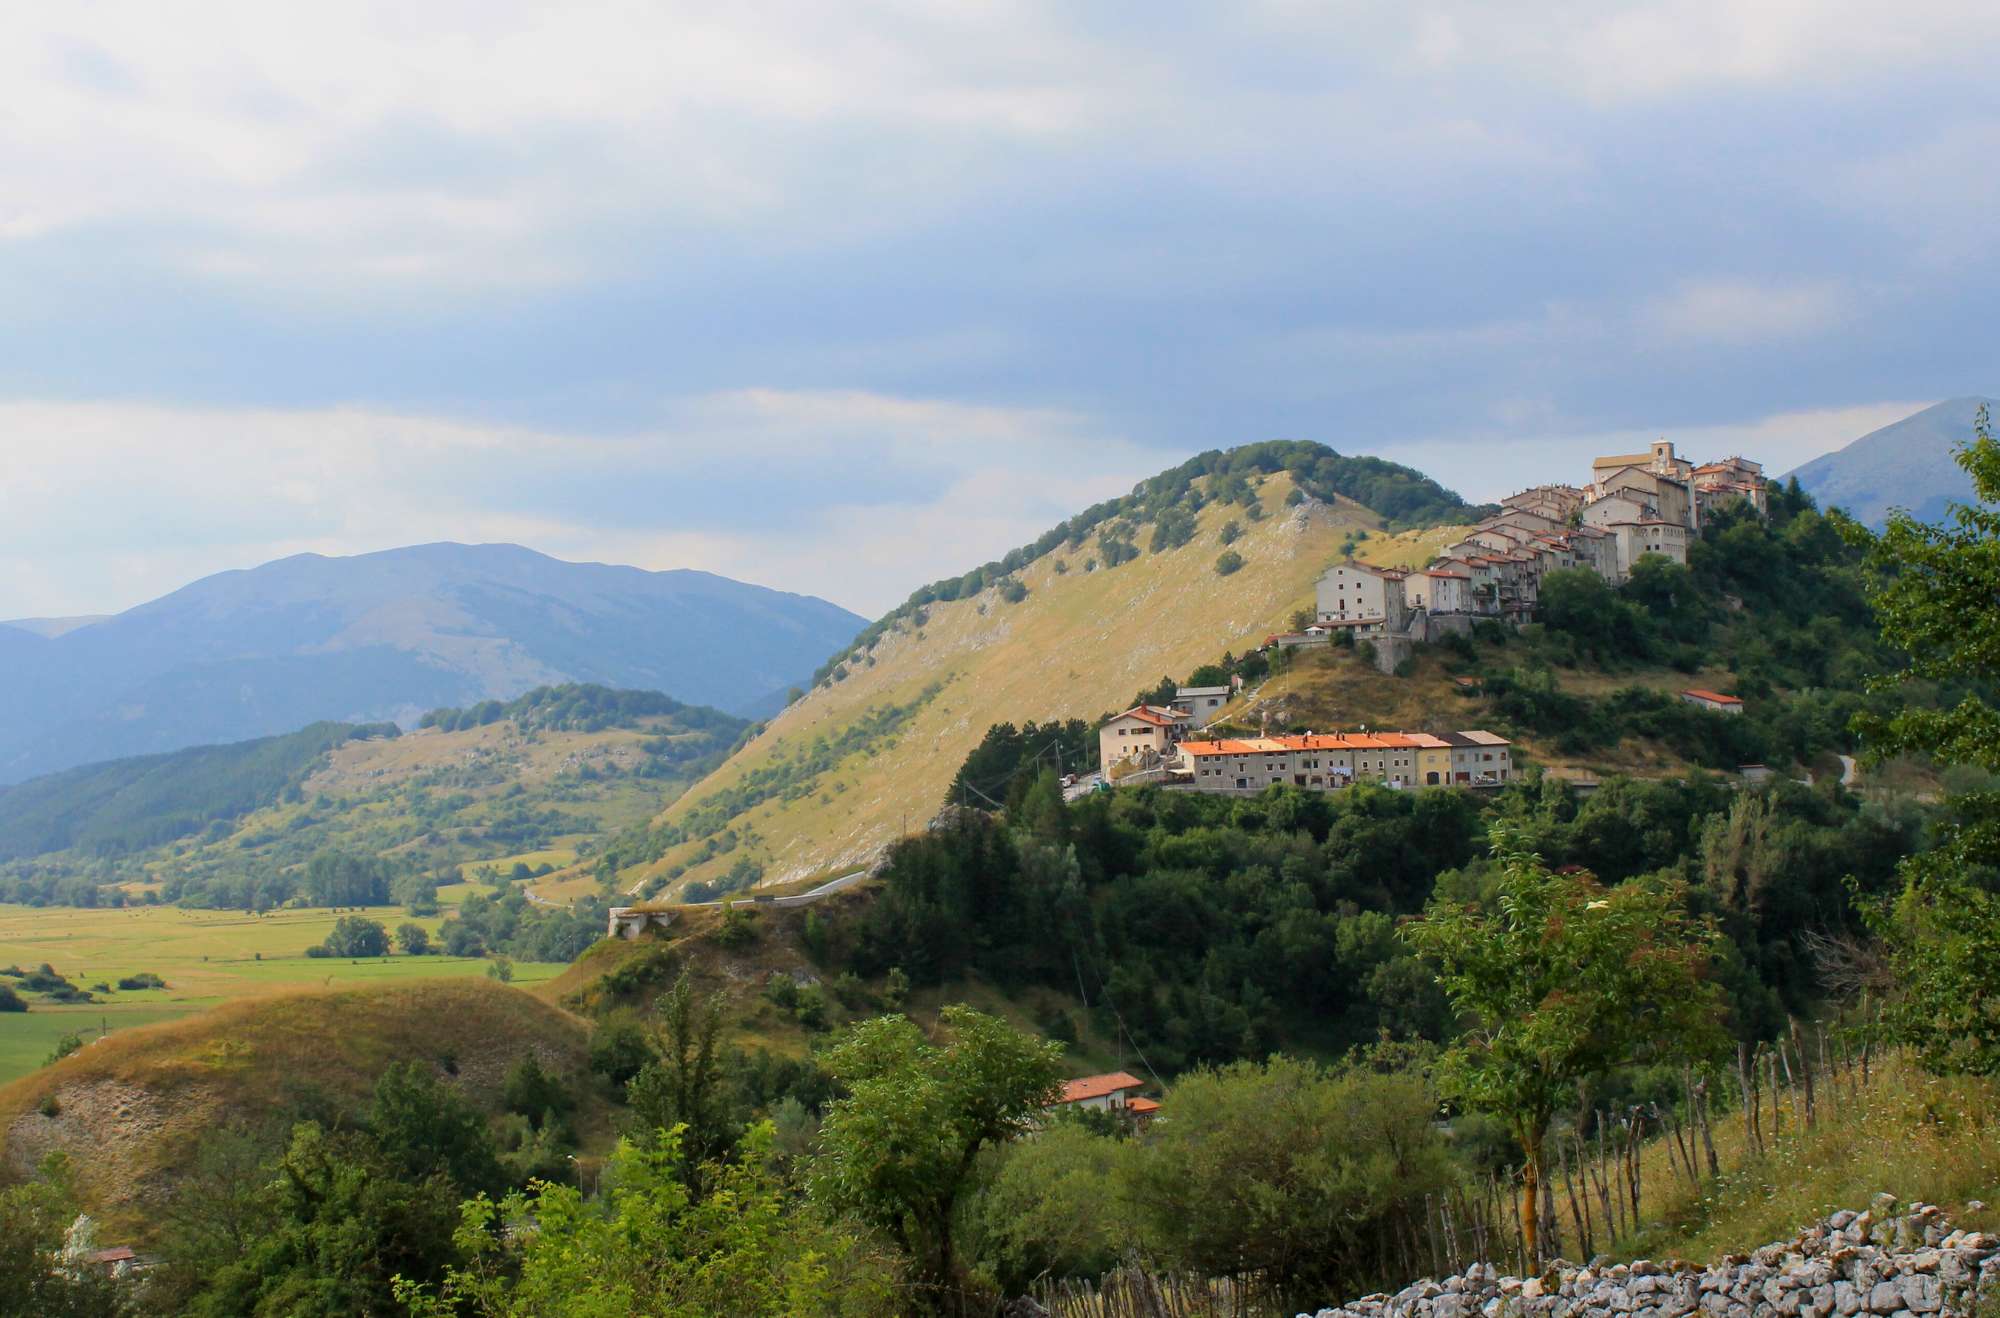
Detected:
[0,391,1155,620]
[5,1,1992,293]
[1647,279,1852,345]
[1258,0,2000,104]
[1357,399,1928,502]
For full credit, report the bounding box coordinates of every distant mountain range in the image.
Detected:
[0,543,864,785]
[1786,396,1996,529]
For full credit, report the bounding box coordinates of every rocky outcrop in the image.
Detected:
[1305,1197,1999,1318]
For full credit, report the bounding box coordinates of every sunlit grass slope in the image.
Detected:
[1620,1057,2000,1263]
[633,474,1380,892]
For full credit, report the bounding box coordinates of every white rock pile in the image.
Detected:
[1305,1196,2000,1318]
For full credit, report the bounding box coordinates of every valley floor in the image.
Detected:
[0,899,562,1086]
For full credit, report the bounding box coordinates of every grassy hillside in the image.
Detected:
[614,469,1389,893]
[0,979,594,1237]
[0,685,745,906]
[0,721,388,862]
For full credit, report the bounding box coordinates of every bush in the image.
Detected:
[321,915,389,958]
[1214,550,1245,577]
[44,1032,84,1066]
[115,972,166,990]
[996,578,1029,604]
[714,908,757,950]
[0,983,25,1012]
[1125,1057,1453,1308]
[588,1015,656,1087]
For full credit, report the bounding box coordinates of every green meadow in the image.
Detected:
[0,896,563,1087]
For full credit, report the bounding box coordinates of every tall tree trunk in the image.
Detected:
[1522,1134,1543,1266]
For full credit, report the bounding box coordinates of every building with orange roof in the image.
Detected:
[1178,729,1511,791]
[1680,688,1744,716]
[1054,1071,1149,1114]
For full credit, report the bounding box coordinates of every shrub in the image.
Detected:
[714,908,757,949]
[0,983,25,1012]
[44,1032,84,1066]
[115,972,166,990]
[1218,519,1242,545]
[1214,550,1245,576]
[321,915,389,958]
[996,577,1029,604]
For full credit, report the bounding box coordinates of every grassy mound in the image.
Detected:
[0,979,592,1234]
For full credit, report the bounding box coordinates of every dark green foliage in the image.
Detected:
[184,1121,466,1316]
[304,850,393,906]
[0,721,382,862]
[588,1014,656,1087]
[0,1156,126,1318]
[394,923,430,956]
[626,970,733,1177]
[115,972,165,990]
[321,915,389,958]
[850,785,1485,1068]
[0,983,23,1012]
[1846,406,2000,1074]
[946,719,1093,810]
[1149,507,1198,552]
[502,1056,574,1132]
[436,888,606,963]
[368,1062,505,1196]
[1218,519,1241,545]
[419,683,745,737]
[996,577,1029,604]
[1121,1058,1455,1309]
[712,907,757,949]
[1214,550,1244,576]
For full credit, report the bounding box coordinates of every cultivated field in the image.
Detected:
[0,895,562,1087]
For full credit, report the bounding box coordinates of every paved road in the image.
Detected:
[631,867,873,909]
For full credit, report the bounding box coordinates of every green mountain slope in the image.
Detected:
[0,685,747,906]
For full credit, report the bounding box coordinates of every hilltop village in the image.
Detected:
[1099,441,1765,793]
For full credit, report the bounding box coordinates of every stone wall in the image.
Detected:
[1304,1197,1998,1318]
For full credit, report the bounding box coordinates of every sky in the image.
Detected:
[2,2,1994,620]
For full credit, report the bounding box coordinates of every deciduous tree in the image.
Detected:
[1402,826,1725,1262]
[809,1007,1062,1310]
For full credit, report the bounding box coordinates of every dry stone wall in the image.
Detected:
[1304,1197,1999,1318]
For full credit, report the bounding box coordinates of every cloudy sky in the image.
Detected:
[2,1,1993,619]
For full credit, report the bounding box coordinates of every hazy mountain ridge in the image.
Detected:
[1786,396,1997,528]
[0,543,863,784]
